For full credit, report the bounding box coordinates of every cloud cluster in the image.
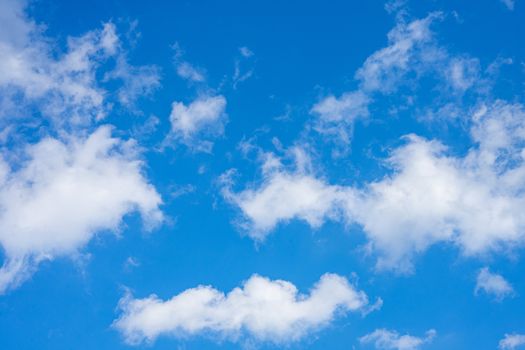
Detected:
[0,126,162,292]
[360,328,436,350]
[310,14,440,148]
[310,12,486,154]
[0,0,159,131]
[113,273,377,345]
[226,101,525,272]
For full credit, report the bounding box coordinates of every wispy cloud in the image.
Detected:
[475,267,514,301]
[360,328,436,350]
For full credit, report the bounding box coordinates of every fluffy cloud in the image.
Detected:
[360,329,436,350]
[113,273,377,345]
[499,334,525,350]
[349,101,525,270]
[221,148,349,240]
[0,0,159,130]
[475,267,514,301]
[226,101,525,272]
[169,95,227,151]
[0,126,162,293]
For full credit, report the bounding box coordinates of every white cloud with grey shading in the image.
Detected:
[0,126,163,293]
[224,101,525,272]
[113,273,379,345]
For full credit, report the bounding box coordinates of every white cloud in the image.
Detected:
[0,0,111,124]
[113,273,377,345]
[104,56,161,108]
[447,57,480,92]
[226,101,525,272]
[232,46,255,89]
[224,172,344,240]
[310,91,370,152]
[311,91,370,124]
[360,329,436,350]
[169,95,227,152]
[221,147,351,240]
[0,0,159,130]
[351,102,525,271]
[355,13,440,93]
[309,13,447,150]
[500,0,515,10]
[176,62,205,82]
[499,334,525,349]
[232,62,254,89]
[475,267,514,301]
[310,12,489,152]
[0,126,162,293]
[173,43,206,82]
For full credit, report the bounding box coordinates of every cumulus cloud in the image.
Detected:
[348,100,525,270]
[221,147,349,240]
[0,0,159,130]
[475,267,514,301]
[225,101,525,272]
[360,329,436,350]
[113,273,378,345]
[169,95,227,152]
[0,126,162,293]
[499,334,525,349]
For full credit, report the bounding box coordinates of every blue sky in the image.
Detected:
[0,0,525,349]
